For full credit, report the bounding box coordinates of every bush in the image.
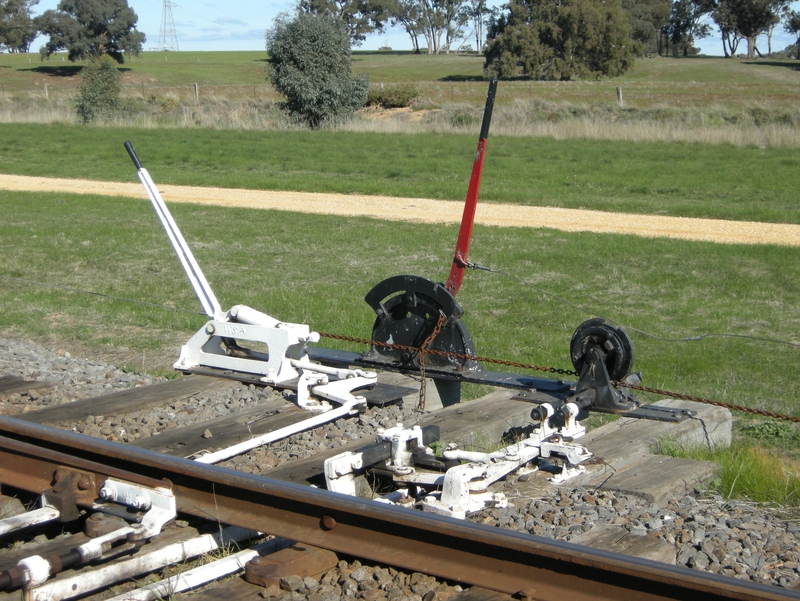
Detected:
[366,83,419,108]
[75,55,121,123]
[266,12,368,128]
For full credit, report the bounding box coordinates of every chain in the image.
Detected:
[318,331,579,377]
[318,330,800,424]
[617,382,800,424]
[416,311,447,411]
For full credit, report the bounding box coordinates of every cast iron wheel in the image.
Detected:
[570,318,634,381]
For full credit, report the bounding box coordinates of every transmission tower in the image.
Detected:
[158,0,179,51]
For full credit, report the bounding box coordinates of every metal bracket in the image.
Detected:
[41,468,97,522]
[93,478,176,543]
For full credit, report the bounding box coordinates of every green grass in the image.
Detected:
[1,124,799,223]
[659,438,800,508]
[1,190,797,416]
[2,51,800,111]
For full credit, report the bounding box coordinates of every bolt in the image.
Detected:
[131,494,150,510]
[206,324,216,334]
[321,515,336,530]
[77,476,92,490]
[516,588,537,601]
[249,556,269,566]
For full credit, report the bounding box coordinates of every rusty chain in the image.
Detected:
[616,382,800,424]
[317,330,800,424]
[416,311,447,411]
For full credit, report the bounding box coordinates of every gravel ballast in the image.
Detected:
[1,337,798,595]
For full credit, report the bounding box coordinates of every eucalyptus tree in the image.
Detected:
[0,0,39,52]
[299,0,393,45]
[35,0,145,63]
[484,0,638,80]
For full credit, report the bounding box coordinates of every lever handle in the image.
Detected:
[124,141,142,170]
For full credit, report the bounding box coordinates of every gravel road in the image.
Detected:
[1,174,798,246]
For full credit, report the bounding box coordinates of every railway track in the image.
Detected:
[0,367,798,601]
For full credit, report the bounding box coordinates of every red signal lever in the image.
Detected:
[444,79,498,297]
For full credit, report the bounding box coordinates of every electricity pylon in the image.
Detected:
[158,0,179,51]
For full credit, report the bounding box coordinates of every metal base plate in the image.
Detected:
[308,347,572,393]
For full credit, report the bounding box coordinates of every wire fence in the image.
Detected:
[0,83,283,103]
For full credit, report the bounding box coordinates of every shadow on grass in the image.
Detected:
[352,50,424,57]
[743,60,800,71]
[439,74,487,82]
[22,65,132,76]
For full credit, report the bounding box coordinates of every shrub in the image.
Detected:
[366,83,419,108]
[75,55,121,123]
[266,12,368,128]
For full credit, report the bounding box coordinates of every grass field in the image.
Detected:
[2,51,800,148]
[2,50,800,106]
[1,124,799,224]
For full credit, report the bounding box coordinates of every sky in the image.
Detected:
[26,0,800,56]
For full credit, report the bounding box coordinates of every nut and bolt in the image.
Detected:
[321,515,337,530]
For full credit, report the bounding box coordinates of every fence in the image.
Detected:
[0,83,282,103]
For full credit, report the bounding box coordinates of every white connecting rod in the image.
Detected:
[0,507,60,537]
[193,399,363,464]
[29,526,261,601]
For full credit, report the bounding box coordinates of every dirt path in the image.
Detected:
[2,174,798,247]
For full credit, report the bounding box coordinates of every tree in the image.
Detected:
[784,8,800,59]
[75,54,121,123]
[622,0,670,54]
[707,0,787,58]
[390,0,423,52]
[483,0,638,81]
[0,0,38,52]
[464,0,492,51]
[266,11,368,127]
[664,0,711,56]
[35,0,145,63]
[416,0,468,54]
[388,0,469,54]
[708,0,743,56]
[299,0,392,46]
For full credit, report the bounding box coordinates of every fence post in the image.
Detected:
[43,83,48,100]
[616,86,624,108]
[194,83,199,102]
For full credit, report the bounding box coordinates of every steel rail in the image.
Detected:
[0,415,796,601]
